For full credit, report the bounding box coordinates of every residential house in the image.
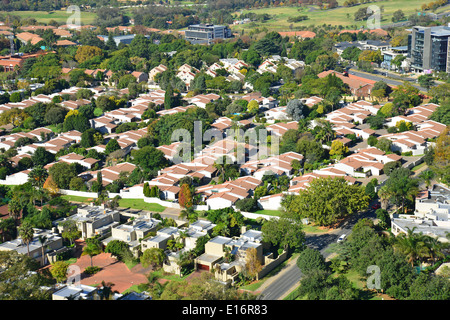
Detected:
[317,70,376,97]
[149,64,168,82]
[103,213,161,257]
[391,184,450,243]
[56,204,120,239]
[0,228,64,266]
[334,147,402,177]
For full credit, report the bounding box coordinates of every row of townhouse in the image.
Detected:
[240,151,304,181]
[0,94,52,114]
[263,96,323,122]
[0,129,80,185]
[120,161,217,200]
[385,103,441,128]
[79,162,137,188]
[0,127,53,151]
[257,55,305,75]
[197,176,263,210]
[176,64,200,90]
[183,93,221,108]
[62,67,149,84]
[334,147,402,178]
[379,120,447,156]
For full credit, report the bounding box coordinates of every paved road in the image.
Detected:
[347,67,428,92]
[258,205,377,300]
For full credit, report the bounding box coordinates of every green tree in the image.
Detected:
[329,140,349,158]
[105,240,132,262]
[418,74,435,92]
[261,211,305,253]
[140,248,166,269]
[60,219,80,246]
[50,261,70,283]
[28,166,48,189]
[82,239,103,267]
[105,138,121,155]
[384,168,419,212]
[0,251,50,300]
[394,227,430,267]
[31,147,55,166]
[49,162,78,190]
[282,177,369,227]
[409,273,450,300]
[296,247,327,275]
[19,222,35,257]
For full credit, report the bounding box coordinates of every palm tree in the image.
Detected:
[82,242,103,267]
[8,197,22,224]
[38,235,47,266]
[0,218,16,242]
[314,119,335,144]
[423,236,445,264]
[19,223,35,257]
[28,165,48,189]
[96,281,118,300]
[394,227,430,267]
[419,170,435,189]
[378,186,390,210]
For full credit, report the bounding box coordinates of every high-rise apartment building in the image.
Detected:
[408,25,450,73]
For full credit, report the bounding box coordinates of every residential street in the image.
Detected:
[258,205,377,300]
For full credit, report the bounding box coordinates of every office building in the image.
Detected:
[408,25,450,73]
[184,24,232,44]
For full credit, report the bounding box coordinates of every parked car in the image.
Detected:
[337,234,346,243]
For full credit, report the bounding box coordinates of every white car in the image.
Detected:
[337,234,347,243]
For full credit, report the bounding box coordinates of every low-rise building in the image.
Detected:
[56,204,120,239]
[0,228,64,266]
[103,213,161,257]
[392,184,450,243]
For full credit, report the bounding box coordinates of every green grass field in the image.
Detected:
[233,0,449,31]
[61,195,94,203]
[118,198,166,212]
[61,195,166,212]
[1,10,97,25]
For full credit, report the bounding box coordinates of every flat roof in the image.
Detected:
[210,236,232,245]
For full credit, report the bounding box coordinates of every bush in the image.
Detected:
[84,266,101,274]
[235,198,258,212]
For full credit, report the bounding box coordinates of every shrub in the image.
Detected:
[84,266,101,275]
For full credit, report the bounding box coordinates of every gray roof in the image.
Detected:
[392,218,450,239]
[210,236,232,245]
[414,26,450,37]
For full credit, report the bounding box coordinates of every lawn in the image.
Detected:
[61,195,94,203]
[46,124,63,134]
[253,209,282,216]
[233,0,440,31]
[412,162,427,172]
[61,195,166,212]
[118,198,166,212]
[1,10,97,25]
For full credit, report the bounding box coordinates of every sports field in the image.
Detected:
[0,10,97,25]
[233,0,450,31]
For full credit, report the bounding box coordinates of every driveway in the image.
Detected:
[72,252,149,293]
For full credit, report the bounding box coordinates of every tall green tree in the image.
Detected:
[282,177,369,226]
[19,222,35,257]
